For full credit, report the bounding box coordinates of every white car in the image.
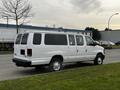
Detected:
[13,31,105,71]
[99,40,115,46]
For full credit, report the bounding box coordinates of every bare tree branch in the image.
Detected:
[0,0,33,34]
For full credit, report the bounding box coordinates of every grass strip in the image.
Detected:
[0,63,120,90]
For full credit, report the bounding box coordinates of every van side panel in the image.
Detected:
[13,32,105,67]
[30,33,70,65]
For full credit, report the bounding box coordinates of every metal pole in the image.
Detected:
[2,16,9,27]
[6,16,8,27]
[108,13,119,30]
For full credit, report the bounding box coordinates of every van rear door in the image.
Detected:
[14,33,29,59]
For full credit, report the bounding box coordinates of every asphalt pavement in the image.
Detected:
[0,49,120,81]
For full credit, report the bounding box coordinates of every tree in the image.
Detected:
[104,28,112,31]
[85,27,101,40]
[0,0,32,34]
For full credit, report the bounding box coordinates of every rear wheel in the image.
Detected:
[94,54,103,65]
[49,58,63,72]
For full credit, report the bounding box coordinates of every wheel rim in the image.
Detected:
[97,57,102,64]
[53,61,61,71]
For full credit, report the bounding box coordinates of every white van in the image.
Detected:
[13,31,105,71]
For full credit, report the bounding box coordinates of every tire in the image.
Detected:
[49,58,63,72]
[94,54,103,65]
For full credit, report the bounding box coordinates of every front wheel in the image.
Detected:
[49,58,63,72]
[94,54,103,65]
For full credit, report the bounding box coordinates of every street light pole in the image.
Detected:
[108,13,119,30]
[2,16,9,27]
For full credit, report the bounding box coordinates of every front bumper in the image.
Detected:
[13,58,31,67]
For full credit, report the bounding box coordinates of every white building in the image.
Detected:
[100,30,120,43]
[0,23,92,43]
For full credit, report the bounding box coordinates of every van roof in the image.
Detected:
[0,23,91,33]
[20,30,84,35]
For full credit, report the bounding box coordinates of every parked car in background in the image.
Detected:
[99,40,115,46]
[115,41,120,45]
[94,41,100,45]
[99,40,115,49]
[109,41,115,46]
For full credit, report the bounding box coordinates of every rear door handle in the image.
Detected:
[85,49,87,52]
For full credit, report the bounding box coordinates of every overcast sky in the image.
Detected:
[1,0,120,30]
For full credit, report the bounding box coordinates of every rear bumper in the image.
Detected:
[12,58,31,67]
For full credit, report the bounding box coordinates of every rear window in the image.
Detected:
[45,34,67,45]
[21,33,29,45]
[33,33,41,45]
[15,34,22,44]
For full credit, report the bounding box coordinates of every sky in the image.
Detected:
[1,0,120,30]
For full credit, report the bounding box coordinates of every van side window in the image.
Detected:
[33,33,41,45]
[45,34,67,45]
[21,33,29,45]
[76,35,84,46]
[85,36,94,45]
[15,34,22,44]
[68,35,75,45]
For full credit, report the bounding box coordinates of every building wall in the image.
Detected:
[0,24,92,51]
[100,30,120,43]
[0,27,92,43]
[0,28,16,42]
[0,28,46,43]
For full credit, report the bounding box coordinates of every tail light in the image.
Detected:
[27,49,32,57]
